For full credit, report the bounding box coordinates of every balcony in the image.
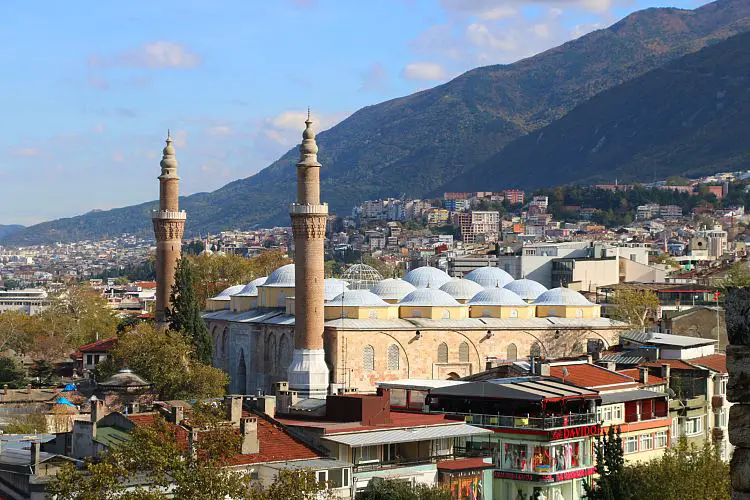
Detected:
[151,210,187,220]
[445,412,597,430]
[353,454,469,473]
[624,409,669,423]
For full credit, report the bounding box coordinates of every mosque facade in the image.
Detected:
[202,115,628,392]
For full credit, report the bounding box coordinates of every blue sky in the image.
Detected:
[1,0,703,225]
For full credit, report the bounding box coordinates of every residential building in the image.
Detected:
[455,211,500,244]
[0,288,50,315]
[503,190,525,205]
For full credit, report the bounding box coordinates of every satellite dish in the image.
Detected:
[561,367,570,378]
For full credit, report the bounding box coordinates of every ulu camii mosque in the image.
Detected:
[196,114,629,397]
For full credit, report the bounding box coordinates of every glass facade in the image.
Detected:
[499,440,591,473]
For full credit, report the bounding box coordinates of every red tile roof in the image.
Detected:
[690,354,727,374]
[79,337,118,353]
[549,363,638,391]
[127,410,321,466]
[276,410,452,435]
[641,359,705,371]
[618,369,666,387]
[437,457,494,471]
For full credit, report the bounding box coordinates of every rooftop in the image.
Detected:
[622,331,716,348]
[549,363,639,391]
[78,337,118,353]
[690,353,727,374]
[277,410,454,434]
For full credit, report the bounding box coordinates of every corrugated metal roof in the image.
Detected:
[600,389,667,404]
[262,457,352,471]
[599,353,645,365]
[622,331,715,347]
[322,423,490,447]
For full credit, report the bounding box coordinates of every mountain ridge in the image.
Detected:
[5,0,750,246]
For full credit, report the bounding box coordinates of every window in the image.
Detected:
[458,342,469,363]
[720,377,728,395]
[387,344,399,371]
[354,445,379,464]
[86,354,93,365]
[719,408,727,428]
[530,342,542,358]
[613,406,622,420]
[442,309,450,319]
[368,310,377,319]
[625,436,638,454]
[640,434,653,451]
[362,345,375,371]
[502,442,531,471]
[437,342,448,363]
[599,406,613,422]
[686,416,703,436]
[510,308,518,318]
[655,431,668,448]
[507,343,518,361]
[433,438,451,456]
[316,470,327,486]
[576,308,584,318]
[672,418,680,440]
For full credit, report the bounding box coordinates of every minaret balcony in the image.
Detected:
[151,210,187,220]
[289,203,328,216]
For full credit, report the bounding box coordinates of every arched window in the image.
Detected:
[442,309,450,319]
[387,344,399,371]
[363,345,375,371]
[507,343,518,361]
[369,310,378,319]
[576,308,584,318]
[267,335,277,374]
[446,372,460,381]
[458,342,469,363]
[510,308,518,318]
[277,292,286,307]
[530,342,542,358]
[437,342,448,363]
[237,349,247,395]
[572,340,583,353]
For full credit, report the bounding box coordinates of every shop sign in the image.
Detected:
[494,467,595,483]
[548,424,600,441]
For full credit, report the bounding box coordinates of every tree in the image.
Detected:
[584,427,632,500]
[626,439,729,500]
[0,356,26,387]
[610,289,660,330]
[111,323,227,400]
[47,407,332,500]
[5,413,47,434]
[167,258,213,364]
[0,310,33,354]
[721,261,750,289]
[356,478,451,500]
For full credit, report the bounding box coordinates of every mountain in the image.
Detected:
[5,0,750,246]
[0,225,24,240]
[446,29,750,191]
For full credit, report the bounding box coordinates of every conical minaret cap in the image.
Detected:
[298,108,321,167]
[160,130,178,173]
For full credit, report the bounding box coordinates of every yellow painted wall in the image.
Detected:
[325,305,399,320]
[468,305,536,319]
[205,298,229,311]
[399,306,469,320]
[230,296,257,312]
[535,304,600,319]
[258,286,294,308]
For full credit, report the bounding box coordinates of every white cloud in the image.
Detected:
[89,41,201,69]
[11,148,40,157]
[401,62,447,81]
[206,125,233,136]
[441,0,517,20]
[466,23,517,51]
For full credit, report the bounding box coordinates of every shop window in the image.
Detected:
[458,342,469,363]
[502,442,530,471]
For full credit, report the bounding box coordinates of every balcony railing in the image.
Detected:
[353,453,465,473]
[445,412,597,430]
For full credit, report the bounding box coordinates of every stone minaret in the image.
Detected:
[287,111,330,399]
[152,131,187,327]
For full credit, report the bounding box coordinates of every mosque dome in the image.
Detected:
[232,276,268,297]
[330,289,390,307]
[534,287,593,306]
[324,278,350,301]
[262,264,296,287]
[439,278,484,301]
[340,264,384,290]
[504,279,548,301]
[403,266,451,288]
[370,278,416,302]
[97,368,151,390]
[211,284,245,300]
[399,288,461,307]
[469,288,527,306]
[464,267,513,288]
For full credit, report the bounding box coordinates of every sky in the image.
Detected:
[1,0,704,226]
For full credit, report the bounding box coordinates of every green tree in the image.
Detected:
[610,289,660,330]
[111,323,227,400]
[167,258,213,364]
[47,408,332,500]
[584,427,632,500]
[626,439,729,500]
[356,478,451,500]
[721,261,750,288]
[5,413,47,434]
[0,356,26,387]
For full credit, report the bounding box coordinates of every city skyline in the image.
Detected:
[2,0,701,225]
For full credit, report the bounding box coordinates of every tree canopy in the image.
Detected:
[584,427,632,500]
[355,478,452,500]
[609,289,660,330]
[167,258,212,364]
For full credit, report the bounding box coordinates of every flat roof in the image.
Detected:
[377,379,467,391]
[600,389,667,404]
[622,331,715,348]
[430,377,599,401]
[261,458,351,471]
[321,423,491,447]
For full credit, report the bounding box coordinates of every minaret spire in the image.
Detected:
[287,111,330,399]
[152,129,187,327]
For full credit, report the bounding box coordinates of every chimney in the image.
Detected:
[240,417,259,454]
[275,381,289,395]
[225,395,242,426]
[91,399,105,423]
[586,354,593,365]
[171,405,184,424]
[126,402,140,415]
[638,367,649,385]
[661,364,671,386]
[539,362,551,377]
[596,360,616,372]
[30,441,40,475]
[187,428,199,459]
[254,396,276,419]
